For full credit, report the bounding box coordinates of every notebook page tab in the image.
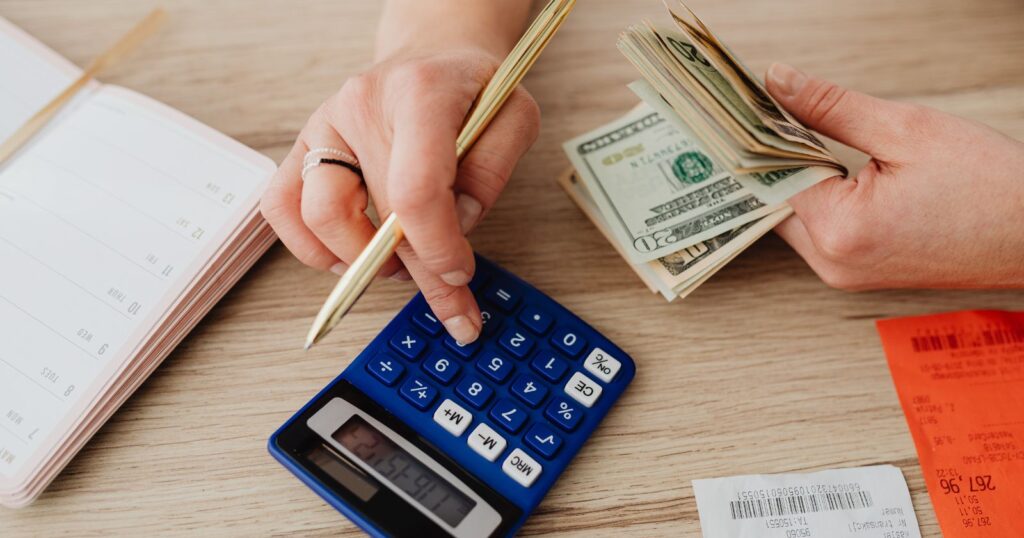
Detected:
[0,85,274,488]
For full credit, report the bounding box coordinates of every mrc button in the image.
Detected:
[502,448,542,487]
[564,371,602,408]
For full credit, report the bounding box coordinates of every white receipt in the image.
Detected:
[692,465,921,538]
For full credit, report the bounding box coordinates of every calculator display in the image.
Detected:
[333,416,476,527]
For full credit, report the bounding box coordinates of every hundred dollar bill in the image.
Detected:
[563,103,777,264]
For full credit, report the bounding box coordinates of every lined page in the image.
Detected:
[0,84,274,484]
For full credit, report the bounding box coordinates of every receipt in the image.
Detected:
[877,310,1024,537]
[692,465,921,538]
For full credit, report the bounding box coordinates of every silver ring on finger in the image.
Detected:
[301,147,363,181]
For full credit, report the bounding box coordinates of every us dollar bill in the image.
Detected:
[557,168,792,301]
[628,79,839,206]
[563,104,777,264]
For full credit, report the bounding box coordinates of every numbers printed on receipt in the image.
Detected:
[877,310,1024,537]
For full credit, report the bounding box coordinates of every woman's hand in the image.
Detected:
[260,48,540,343]
[766,63,1024,290]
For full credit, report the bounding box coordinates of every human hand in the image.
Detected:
[261,48,540,342]
[765,63,1024,290]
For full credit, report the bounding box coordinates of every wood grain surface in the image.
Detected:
[2,0,1023,535]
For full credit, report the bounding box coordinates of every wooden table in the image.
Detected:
[3,0,1023,535]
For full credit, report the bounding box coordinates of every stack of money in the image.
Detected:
[559,1,844,301]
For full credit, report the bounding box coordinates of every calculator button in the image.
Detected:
[485,282,521,312]
[399,377,438,410]
[489,398,528,433]
[455,376,494,409]
[510,373,548,408]
[564,371,602,408]
[502,448,542,488]
[530,353,569,383]
[518,306,554,335]
[434,399,473,437]
[443,334,481,359]
[582,347,622,383]
[476,353,514,384]
[498,327,535,359]
[551,327,587,358]
[423,355,461,385]
[367,355,404,386]
[524,423,563,459]
[411,309,443,337]
[479,306,503,337]
[545,397,584,432]
[389,329,426,360]
[467,423,507,462]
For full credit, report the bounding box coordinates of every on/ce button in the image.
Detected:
[564,371,602,408]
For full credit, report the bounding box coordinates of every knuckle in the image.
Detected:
[339,73,374,103]
[816,266,862,292]
[390,179,447,215]
[813,214,876,264]
[510,89,542,143]
[301,195,350,232]
[803,80,850,125]
[394,61,442,92]
[421,281,462,310]
[460,153,512,200]
[259,186,290,225]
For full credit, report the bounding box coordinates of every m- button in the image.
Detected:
[564,371,602,408]
[502,448,542,488]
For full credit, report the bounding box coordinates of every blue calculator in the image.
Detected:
[269,256,635,537]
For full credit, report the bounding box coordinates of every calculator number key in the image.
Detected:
[423,356,460,385]
[565,371,602,408]
[443,334,481,359]
[455,377,494,409]
[524,423,563,459]
[367,355,404,386]
[399,377,438,410]
[583,347,622,383]
[489,399,527,433]
[433,399,473,437]
[510,373,548,408]
[467,423,507,462]
[476,353,514,384]
[498,327,534,359]
[552,327,587,358]
[502,448,542,488]
[530,353,569,382]
[545,397,584,432]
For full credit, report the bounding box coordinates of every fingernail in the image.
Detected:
[329,262,347,276]
[390,268,412,281]
[441,269,472,286]
[455,194,483,234]
[768,63,807,98]
[443,315,480,343]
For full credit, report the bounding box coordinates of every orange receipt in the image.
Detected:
[877,310,1024,536]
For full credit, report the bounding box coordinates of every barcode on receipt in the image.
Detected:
[729,490,873,520]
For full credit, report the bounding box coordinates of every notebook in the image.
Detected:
[0,17,277,507]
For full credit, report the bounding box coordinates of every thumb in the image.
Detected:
[766,63,913,159]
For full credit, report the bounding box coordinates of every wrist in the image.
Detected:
[375,1,530,62]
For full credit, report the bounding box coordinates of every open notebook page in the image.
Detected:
[0,19,275,493]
